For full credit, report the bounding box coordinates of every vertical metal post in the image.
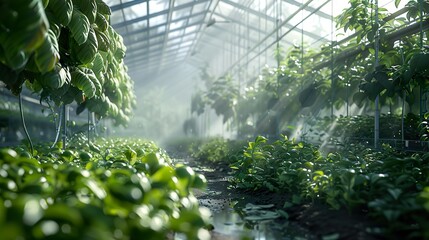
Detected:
[87,110,91,145]
[418,0,427,120]
[62,104,67,150]
[374,0,380,149]
[330,0,335,118]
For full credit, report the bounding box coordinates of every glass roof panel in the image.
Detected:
[105,0,120,5]
[172,7,192,20]
[149,0,169,14]
[168,29,184,38]
[170,19,187,30]
[188,14,204,25]
[192,1,209,13]
[110,10,124,25]
[121,4,146,20]
[107,0,349,83]
[150,36,164,44]
[149,14,167,26]
[167,37,182,45]
[174,0,194,7]
[182,33,196,42]
[128,21,148,32]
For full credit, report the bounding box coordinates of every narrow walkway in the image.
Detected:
[183,158,315,240]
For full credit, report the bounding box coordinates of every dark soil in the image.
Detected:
[187,159,383,240]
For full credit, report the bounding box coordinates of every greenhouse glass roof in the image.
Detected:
[105,0,409,86]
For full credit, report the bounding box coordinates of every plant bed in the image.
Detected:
[0,136,211,240]
[186,136,429,239]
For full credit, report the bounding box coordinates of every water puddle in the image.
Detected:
[199,198,315,240]
[174,159,315,239]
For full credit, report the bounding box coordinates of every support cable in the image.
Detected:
[51,106,63,149]
[18,93,34,154]
[87,111,91,145]
[400,41,405,147]
[62,105,67,150]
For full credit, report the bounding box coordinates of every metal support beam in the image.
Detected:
[126,29,199,58]
[220,0,325,76]
[123,11,206,39]
[125,20,203,47]
[111,0,148,12]
[221,0,326,41]
[283,0,331,19]
[112,0,209,29]
[184,0,221,67]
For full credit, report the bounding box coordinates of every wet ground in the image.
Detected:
[174,158,380,240]
[183,159,315,240]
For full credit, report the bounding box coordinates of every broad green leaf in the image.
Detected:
[96,0,112,15]
[395,0,401,8]
[47,0,73,26]
[151,165,174,183]
[191,174,207,189]
[72,27,98,64]
[387,188,402,200]
[43,204,83,226]
[73,0,97,23]
[81,68,103,96]
[69,9,90,45]
[71,68,96,99]
[37,67,67,89]
[34,29,60,73]
[4,50,28,70]
[3,0,49,53]
[89,52,105,77]
[95,29,110,52]
[95,12,108,32]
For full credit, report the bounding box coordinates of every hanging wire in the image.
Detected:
[400,40,406,146]
[18,93,34,155]
[50,106,63,148]
[87,110,91,146]
[62,104,67,150]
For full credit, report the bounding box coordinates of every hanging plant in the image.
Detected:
[0,0,136,126]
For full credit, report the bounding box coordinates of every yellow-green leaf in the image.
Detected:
[69,9,90,45]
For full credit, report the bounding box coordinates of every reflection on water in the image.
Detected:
[199,198,311,240]
[173,160,314,240]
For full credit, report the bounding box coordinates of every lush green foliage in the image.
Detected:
[230,136,429,238]
[190,138,246,163]
[192,74,239,124]
[305,113,421,143]
[0,137,210,239]
[191,1,429,138]
[0,0,136,126]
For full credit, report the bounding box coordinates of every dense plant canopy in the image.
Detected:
[0,0,136,126]
[0,137,210,239]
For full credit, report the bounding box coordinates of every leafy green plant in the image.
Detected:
[229,136,429,238]
[190,137,246,164]
[0,137,211,239]
[0,0,136,126]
